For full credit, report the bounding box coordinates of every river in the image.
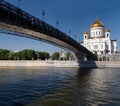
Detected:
[0,67,120,106]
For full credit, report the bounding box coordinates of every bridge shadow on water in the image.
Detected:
[77,68,93,77]
[77,61,97,78]
[78,60,97,69]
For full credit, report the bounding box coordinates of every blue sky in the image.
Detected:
[0,0,120,53]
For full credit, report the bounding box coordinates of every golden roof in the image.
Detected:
[91,18,104,28]
[88,35,92,39]
[84,31,88,34]
[105,28,110,32]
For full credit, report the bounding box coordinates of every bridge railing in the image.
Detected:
[0,0,94,57]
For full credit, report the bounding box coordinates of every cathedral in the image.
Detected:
[81,18,117,55]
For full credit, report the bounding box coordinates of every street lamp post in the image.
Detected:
[79,38,80,42]
[69,30,71,37]
[74,34,76,40]
[56,20,59,29]
[37,51,39,60]
[42,10,45,21]
[18,0,21,8]
[9,50,12,60]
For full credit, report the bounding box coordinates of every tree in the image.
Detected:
[8,51,16,60]
[36,51,42,60]
[16,51,23,60]
[21,50,27,60]
[41,52,49,60]
[27,49,36,60]
[51,52,60,60]
[0,49,50,60]
[0,49,9,60]
[66,52,70,60]
[36,51,49,60]
[15,50,50,60]
[17,49,37,60]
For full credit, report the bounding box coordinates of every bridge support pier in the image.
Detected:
[74,52,97,62]
[74,52,84,62]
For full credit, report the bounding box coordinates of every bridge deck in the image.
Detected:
[0,0,95,60]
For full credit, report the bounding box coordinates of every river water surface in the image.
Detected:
[0,67,120,106]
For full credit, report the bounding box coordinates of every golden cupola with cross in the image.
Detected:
[90,18,104,38]
[91,18,104,28]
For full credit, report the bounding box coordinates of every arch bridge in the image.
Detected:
[0,0,96,61]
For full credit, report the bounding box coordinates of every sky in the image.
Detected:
[0,0,120,53]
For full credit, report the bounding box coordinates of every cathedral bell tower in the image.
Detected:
[83,31,88,41]
[105,28,110,38]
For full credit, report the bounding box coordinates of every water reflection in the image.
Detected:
[0,67,120,106]
[26,68,120,106]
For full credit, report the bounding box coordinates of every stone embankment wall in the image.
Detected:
[95,61,120,68]
[0,60,79,67]
[81,61,120,68]
[0,60,120,68]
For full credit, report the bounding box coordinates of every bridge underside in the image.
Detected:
[0,22,85,61]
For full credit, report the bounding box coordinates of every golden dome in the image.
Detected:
[91,18,104,28]
[105,28,110,32]
[88,35,91,39]
[84,31,88,34]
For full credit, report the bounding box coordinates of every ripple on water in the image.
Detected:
[0,67,120,106]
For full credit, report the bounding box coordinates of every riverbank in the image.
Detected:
[0,60,79,67]
[0,60,120,68]
[82,61,120,68]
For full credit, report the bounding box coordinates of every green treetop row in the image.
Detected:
[0,49,71,60]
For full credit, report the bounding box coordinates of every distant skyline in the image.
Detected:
[0,0,120,53]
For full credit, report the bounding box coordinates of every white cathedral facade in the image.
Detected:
[81,18,117,55]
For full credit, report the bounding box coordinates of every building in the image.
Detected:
[81,18,117,55]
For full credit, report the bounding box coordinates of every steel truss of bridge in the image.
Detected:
[0,0,96,61]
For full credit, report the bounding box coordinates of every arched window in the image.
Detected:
[99,31,101,35]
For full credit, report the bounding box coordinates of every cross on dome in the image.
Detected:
[91,18,104,28]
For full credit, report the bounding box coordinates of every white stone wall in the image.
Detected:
[83,33,117,55]
[83,37,112,54]
[0,60,79,67]
[112,41,117,53]
[0,60,120,68]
